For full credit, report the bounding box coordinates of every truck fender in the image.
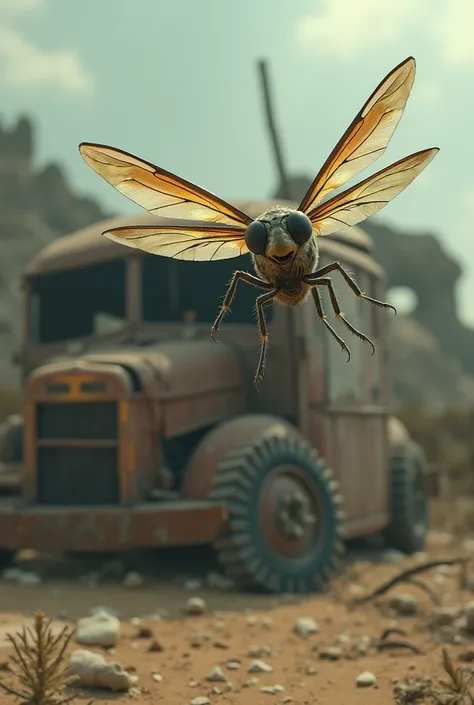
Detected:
[181,414,303,500]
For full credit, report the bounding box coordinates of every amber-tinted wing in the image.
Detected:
[103,223,248,261]
[79,143,253,228]
[308,148,438,237]
[298,57,416,215]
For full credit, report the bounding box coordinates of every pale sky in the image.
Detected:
[1,0,473,323]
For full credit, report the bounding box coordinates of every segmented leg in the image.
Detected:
[314,277,376,355]
[254,289,279,390]
[305,261,397,314]
[211,270,273,342]
[311,286,351,362]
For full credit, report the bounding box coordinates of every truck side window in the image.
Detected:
[142,254,273,326]
[29,260,126,344]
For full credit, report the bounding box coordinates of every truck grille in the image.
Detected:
[36,402,119,505]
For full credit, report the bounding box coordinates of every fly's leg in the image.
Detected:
[310,285,351,362]
[254,289,278,391]
[313,277,376,355]
[305,261,397,314]
[211,270,273,342]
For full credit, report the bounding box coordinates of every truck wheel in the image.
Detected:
[210,434,345,593]
[383,447,430,554]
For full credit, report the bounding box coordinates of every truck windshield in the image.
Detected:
[28,260,127,344]
[141,252,272,325]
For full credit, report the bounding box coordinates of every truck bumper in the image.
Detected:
[0,499,227,552]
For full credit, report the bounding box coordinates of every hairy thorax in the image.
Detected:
[251,206,319,307]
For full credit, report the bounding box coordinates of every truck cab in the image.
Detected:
[0,200,429,593]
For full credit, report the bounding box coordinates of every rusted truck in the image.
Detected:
[0,200,430,593]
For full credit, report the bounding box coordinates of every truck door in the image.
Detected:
[307,258,391,538]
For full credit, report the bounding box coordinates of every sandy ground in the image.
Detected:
[0,532,473,705]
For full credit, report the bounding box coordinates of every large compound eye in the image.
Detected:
[245,220,267,255]
[286,211,313,245]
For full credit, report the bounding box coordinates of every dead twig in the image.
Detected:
[378,626,421,655]
[378,640,422,654]
[354,558,467,605]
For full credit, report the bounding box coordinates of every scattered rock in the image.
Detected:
[389,593,418,616]
[68,649,134,690]
[319,646,343,661]
[190,698,210,705]
[148,639,164,652]
[248,645,273,657]
[226,660,240,670]
[248,660,273,674]
[379,549,406,564]
[206,666,227,683]
[123,572,143,589]
[186,597,206,616]
[261,684,285,694]
[246,615,258,626]
[294,617,319,637]
[206,571,235,590]
[430,606,461,628]
[184,578,203,591]
[89,605,120,617]
[243,677,259,687]
[356,671,376,688]
[1,568,23,582]
[151,673,163,682]
[18,571,42,585]
[75,610,120,648]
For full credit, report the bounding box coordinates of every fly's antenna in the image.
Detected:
[257,59,294,201]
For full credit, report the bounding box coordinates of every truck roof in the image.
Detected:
[24,199,374,277]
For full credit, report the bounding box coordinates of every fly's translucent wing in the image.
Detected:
[103,223,248,261]
[308,148,438,237]
[299,57,416,214]
[79,143,253,228]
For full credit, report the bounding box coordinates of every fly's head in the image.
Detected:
[244,206,316,274]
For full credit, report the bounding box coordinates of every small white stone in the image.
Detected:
[1,568,23,582]
[206,665,227,682]
[389,593,418,616]
[248,645,272,657]
[75,611,120,648]
[226,660,240,670]
[186,597,206,616]
[18,571,42,585]
[123,572,143,589]
[184,578,203,591]
[248,660,273,674]
[190,698,210,705]
[151,673,163,682]
[294,617,319,637]
[356,671,376,688]
[319,646,342,661]
[68,649,134,690]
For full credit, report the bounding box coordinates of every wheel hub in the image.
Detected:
[276,489,317,539]
[259,464,324,559]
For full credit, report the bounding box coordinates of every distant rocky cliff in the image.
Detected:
[0,116,110,386]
